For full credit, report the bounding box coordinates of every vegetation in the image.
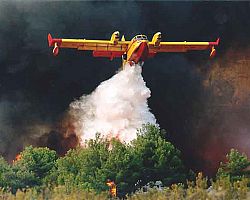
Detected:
[0,175,248,200]
[0,124,249,199]
[217,149,250,182]
[55,124,187,197]
[132,125,187,187]
[129,173,249,200]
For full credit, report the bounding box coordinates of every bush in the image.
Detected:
[217,149,250,181]
[0,146,57,193]
[132,124,187,187]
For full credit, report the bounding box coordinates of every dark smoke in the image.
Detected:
[37,113,80,156]
[38,131,78,155]
[1,2,250,175]
[189,49,250,176]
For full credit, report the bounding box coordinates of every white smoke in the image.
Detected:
[69,64,156,144]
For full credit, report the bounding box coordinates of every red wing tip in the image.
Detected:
[216,38,220,45]
[48,33,53,47]
[209,38,220,46]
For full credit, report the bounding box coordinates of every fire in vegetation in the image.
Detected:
[106,179,117,198]
[12,154,21,163]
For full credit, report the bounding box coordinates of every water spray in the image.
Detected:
[70,64,156,144]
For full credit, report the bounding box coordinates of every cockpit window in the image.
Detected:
[133,35,148,41]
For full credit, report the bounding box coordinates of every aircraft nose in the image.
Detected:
[139,41,148,50]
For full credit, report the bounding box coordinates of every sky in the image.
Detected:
[1,1,250,175]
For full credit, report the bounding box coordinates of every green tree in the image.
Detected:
[217,148,250,181]
[56,125,187,196]
[132,124,187,186]
[0,156,11,189]
[57,134,140,196]
[100,139,141,196]
[56,134,110,192]
[0,156,33,193]
[5,164,37,193]
[14,146,58,187]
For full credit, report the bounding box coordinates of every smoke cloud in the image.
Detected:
[1,1,250,175]
[190,48,250,175]
[70,64,156,143]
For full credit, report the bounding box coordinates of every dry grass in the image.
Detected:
[0,174,249,200]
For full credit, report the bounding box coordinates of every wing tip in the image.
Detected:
[216,38,220,45]
[208,37,220,46]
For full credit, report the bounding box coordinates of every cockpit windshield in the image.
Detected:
[133,35,148,41]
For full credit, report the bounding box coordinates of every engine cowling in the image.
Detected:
[151,32,162,46]
[110,31,120,45]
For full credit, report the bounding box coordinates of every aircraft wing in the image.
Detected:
[48,33,130,59]
[148,38,220,57]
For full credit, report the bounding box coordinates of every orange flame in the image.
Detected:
[13,154,21,163]
[106,180,115,187]
[106,179,117,197]
[15,154,21,161]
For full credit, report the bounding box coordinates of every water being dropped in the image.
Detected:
[70,64,156,144]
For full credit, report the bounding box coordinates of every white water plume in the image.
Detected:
[69,64,156,144]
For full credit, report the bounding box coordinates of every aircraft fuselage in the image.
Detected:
[126,40,149,65]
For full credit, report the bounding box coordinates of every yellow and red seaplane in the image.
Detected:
[48,31,219,68]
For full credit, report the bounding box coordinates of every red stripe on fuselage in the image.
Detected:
[93,51,124,60]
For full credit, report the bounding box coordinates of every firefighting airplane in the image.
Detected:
[48,31,219,68]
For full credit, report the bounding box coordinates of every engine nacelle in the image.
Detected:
[110,31,120,45]
[152,32,162,46]
[53,42,59,56]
